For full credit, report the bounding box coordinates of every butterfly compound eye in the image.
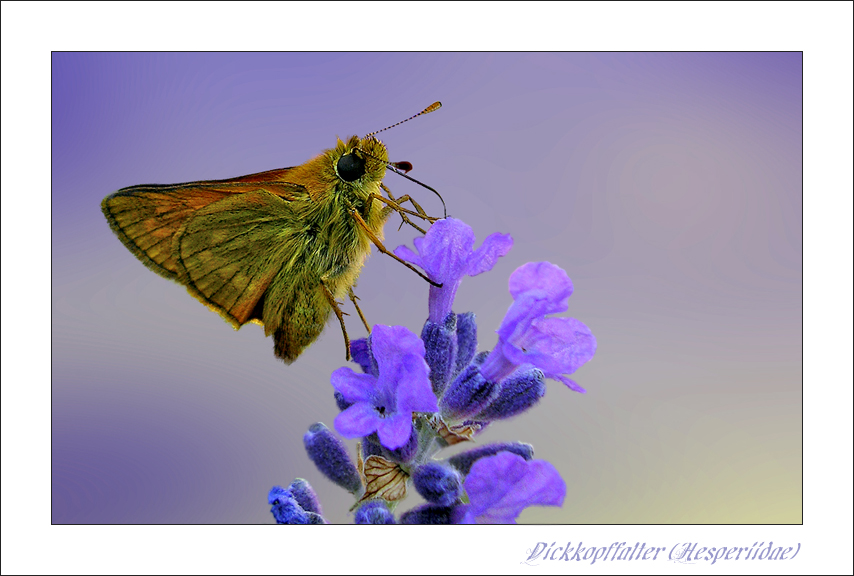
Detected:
[337,153,366,182]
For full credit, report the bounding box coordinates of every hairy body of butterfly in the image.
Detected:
[102,136,398,363]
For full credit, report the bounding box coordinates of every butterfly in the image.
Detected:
[102,103,443,363]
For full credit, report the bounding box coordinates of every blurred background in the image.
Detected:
[52,52,801,524]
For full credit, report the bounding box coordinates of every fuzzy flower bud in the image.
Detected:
[268,489,311,525]
[447,442,535,475]
[475,368,546,421]
[285,478,322,515]
[454,312,478,374]
[399,504,457,524]
[412,462,462,507]
[354,501,396,524]
[349,338,378,376]
[439,365,498,421]
[303,423,362,494]
[421,313,458,396]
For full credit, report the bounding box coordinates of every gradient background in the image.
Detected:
[52,52,802,524]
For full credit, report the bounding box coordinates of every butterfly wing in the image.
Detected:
[174,189,332,363]
[101,169,303,279]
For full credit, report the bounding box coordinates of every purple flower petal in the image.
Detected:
[418,218,477,284]
[462,452,566,524]
[555,375,586,393]
[395,354,439,414]
[334,402,382,438]
[394,218,512,322]
[330,367,376,403]
[377,412,414,450]
[482,261,595,391]
[508,261,573,306]
[392,244,423,269]
[465,232,514,276]
[332,325,436,450]
[502,317,597,376]
[371,325,425,372]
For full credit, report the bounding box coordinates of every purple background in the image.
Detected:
[52,53,801,524]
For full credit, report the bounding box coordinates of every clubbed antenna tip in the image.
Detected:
[365,102,442,139]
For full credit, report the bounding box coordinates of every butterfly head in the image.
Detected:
[334,136,388,186]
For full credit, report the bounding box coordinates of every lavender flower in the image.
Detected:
[454,452,566,524]
[394,217,513,323]
[267,217,596,524]
[479,262,597,393]
[332,325,438,450]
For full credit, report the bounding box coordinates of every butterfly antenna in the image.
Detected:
[365,102,442,139]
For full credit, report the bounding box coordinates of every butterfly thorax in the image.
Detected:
[270,136,391,296]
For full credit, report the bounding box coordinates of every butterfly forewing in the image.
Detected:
[102,172,316,360]
[101,170,303,279]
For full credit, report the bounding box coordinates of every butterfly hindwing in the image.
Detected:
[173,189,298,325]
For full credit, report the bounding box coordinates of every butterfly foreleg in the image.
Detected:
[371,184,439,235]
[381,183,431,220]
[347,207,442,288]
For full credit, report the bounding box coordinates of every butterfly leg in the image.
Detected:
[320,280,352,361]
[382,184,431,220]
[349,208,442,288]
[377,184,436,234]
[348,287,371,333]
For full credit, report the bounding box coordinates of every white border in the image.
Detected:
[3,1,852,574]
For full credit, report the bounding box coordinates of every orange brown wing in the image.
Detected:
[101,168,305,280]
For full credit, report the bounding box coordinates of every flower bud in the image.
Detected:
[268,490,311,525]
[454,312,478,374]
[475,368,546,421]
[421,313,458,396]
[349,338,377,376]
[399,504,457,524]
[446,442,534,475]
[439,365,498,420]
[303,423,361,494]
[285,478,322,515]
[333,390,353,411]
[381,427,419,464]
[361,434,384,459]
[412,462,462,507]
[354,501,396,524]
